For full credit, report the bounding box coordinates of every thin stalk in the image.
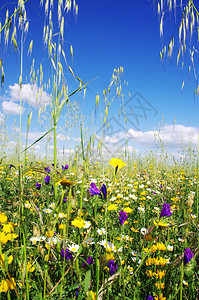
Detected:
[19,16,24,198]
[23,233,29,300]
[179,260,184,300]
[53,123,57,201]
[197,130,199,221]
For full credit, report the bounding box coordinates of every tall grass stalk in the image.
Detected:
[179,260,184,300]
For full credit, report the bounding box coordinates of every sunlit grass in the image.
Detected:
[0,155,198,299]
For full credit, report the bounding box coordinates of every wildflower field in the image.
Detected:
[0,155,198,300]
[0,0,199,299]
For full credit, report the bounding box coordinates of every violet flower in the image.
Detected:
[44,175,50,184]
[35,182,41,189]
[63,197,67,203]
[119,211,128,225]
[160,202,172,218]
[184,248,194,265]
[89,183,107,199]
[44,167,51,173]
[60,248,73,261]
[82,256,94,268]
[62,164,69,170]
[108,260,117,276]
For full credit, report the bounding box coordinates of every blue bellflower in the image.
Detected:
[160,202,172,218]
[184,248,194,265]
[108,260,117,276]
[89,183,107,199]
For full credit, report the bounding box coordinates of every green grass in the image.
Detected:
[0,156,198,299]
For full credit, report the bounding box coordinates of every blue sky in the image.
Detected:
[0,0,199,160]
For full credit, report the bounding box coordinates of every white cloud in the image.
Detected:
[7,83,51,107]
[96,124,199,149]
[2,101,25,115]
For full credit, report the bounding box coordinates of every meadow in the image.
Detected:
[0,154,198,299]
[0,0,198,299]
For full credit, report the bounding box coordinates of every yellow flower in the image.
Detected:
[0,279,9,293]
[131,227,139,232]
[27,262,35,273]
[123,207,133,213]
[0,254,13,265]
[0,232,9,244]
[109,158,126,169]
[45,230,54,237]
[21,262,35,273]
[155,282,165,289]
[0,278,16,293]
[0,213,7,223]
[153,220,168,227]
[156,243,166,251]
[71,218,86,228]
[2,223,14,234]
[88,291,96,300]
[145,269,153,277]
[154,293,166,300]
[107,204,118,211]
[156,269,166,280]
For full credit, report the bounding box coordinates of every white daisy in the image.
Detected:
[83,221,91,229]
[85,238,95,245]
[97,228,106,235]
[140,228,148,235]
[167,245,174,251]
[43,208,52,214]
[30,236,40,244]
[68,244,80,253]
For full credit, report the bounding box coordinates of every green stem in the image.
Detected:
[53,124,57,201]
[179,260,184,300]
[23,232,29,300]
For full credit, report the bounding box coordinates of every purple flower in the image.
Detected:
[35,182,41,189]
[75,284,81,298]
[160,202,172,218]
[9,164,16,169]
[44,175,50,184]
[108,260,117,276]
[44,167,51,173]
[100,184,107,199]
[184,248,194,265]
[89,183,107,199]
[89,183,101,197]
[63,197,67,203]
[146,296,154,300]
[62,164,69,170]
[82,256,94,268]
[60,248,73,261]
[119,211,128,225]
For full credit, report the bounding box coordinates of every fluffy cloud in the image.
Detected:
[128,124,198,146]
[9,83,51,107]
[95,124,199,150]
[2,101,25,115]
[1,83,51,114]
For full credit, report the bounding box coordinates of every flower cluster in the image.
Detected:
[108,260,117,276]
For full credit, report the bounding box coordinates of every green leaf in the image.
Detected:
[21,127,54,153]
[83,270,91,293]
